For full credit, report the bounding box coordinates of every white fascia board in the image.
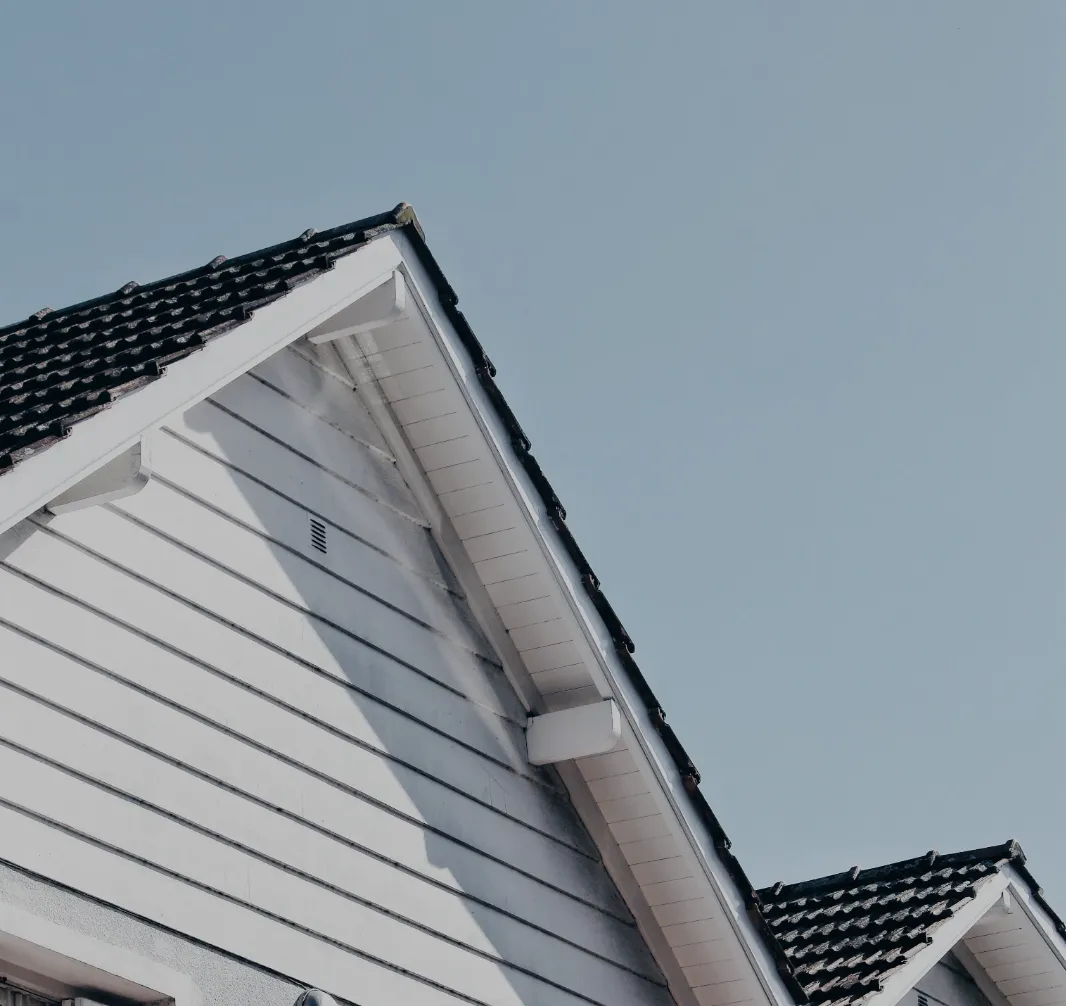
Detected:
[1004,868,1066,973]
[0,237,403,537]
[865,871,1011,1006]
[553,758,703,1006]
[391,231,796,1006]
[0,901,201,1005]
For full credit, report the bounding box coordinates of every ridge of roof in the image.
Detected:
[0,205,409,344]
[759,841,1022,903]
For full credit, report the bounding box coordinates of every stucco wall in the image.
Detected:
[0,861,305,1005]
[900,952,995,1006]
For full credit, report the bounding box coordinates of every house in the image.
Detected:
[0,205,1061,1006]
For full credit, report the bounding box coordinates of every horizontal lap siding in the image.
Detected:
[0,348,672,1006]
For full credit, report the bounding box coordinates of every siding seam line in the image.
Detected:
[160,425,459,595]
[246,364,397,463]
[0,559,540,785]
[0,796,496,1006]
[143,471,498,664]
[0,616,620,902]
[0,734,664,992]
[0,598,594,862]
[24,519,522,726]
[202,396,427,528]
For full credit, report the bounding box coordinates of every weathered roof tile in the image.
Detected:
[0,208,410,472]
[757,844,1021,1006]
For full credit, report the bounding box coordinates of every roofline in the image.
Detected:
[377,204,810,1004]
[759,838,1066,946]
[762,841,1021,901]
[1006,847,1066,946]
[388,207,1066,1004]
[0,206,411,341]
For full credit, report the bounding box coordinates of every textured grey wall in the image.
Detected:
[0,862,314,1006]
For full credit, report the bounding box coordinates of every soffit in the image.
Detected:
[304,235,795,1006]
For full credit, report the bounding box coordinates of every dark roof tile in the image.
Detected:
[0,206,408,471]
[757,844,1026,1006]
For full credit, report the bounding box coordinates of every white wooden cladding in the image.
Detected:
[333,318,605,713]
[963,897,1066,1006]
[0,351,674,1006]
[334,247,786,1006]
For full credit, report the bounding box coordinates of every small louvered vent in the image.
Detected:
[309,517,327,554]
[917,993,929,1006]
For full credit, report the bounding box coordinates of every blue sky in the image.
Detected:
[2,4,1065,902]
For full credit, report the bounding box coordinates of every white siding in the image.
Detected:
[0,347,674,1006]
[901,953,996,1006]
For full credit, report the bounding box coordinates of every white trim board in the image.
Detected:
[343,231,801,1006]
[862,866,1066,1006]
[0,237,402,537]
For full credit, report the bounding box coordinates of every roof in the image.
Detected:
[0,207,412,473]
[757,841,1066,1006]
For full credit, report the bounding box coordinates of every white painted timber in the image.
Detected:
[863,872,1010,1006]
[0,902,201,1006]
[950,872,1066,1006]
[0,533,527,778]
[0,703,662,1006]
[0,329,674,1006]
[0,237,403,535]
[527,700,622,765]
[308,270,409,342]
[45,434,153,515]
[163,401,446,584]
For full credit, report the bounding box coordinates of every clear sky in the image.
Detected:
[2,4,1064,904]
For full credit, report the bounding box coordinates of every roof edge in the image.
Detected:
[0,204,414,343]
[389,206,810,1006]
[761,841,1023,902]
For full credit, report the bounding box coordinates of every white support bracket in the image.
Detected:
[45,433,154,515]
[308,271,408,344]
[526,700,621,766]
